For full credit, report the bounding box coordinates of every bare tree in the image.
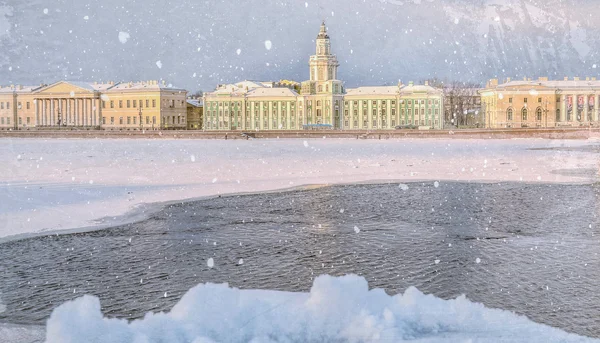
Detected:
[424,78,482,127]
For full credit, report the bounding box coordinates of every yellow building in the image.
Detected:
[480,77,600,128]
[0,80,188,130]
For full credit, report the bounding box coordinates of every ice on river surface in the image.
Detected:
[45,274,597,343]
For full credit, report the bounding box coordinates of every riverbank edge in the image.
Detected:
[2,128,600,140]
[1,179,597,244]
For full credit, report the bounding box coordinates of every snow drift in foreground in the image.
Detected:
[45,275,596,343]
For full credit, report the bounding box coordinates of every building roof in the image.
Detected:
[345,86,399,96]
[496,80,600,90]
[0,85,43,94]
[400,84,442,95]
[187,99,203,107]
[107,80,186,92]
[247,87,299,97]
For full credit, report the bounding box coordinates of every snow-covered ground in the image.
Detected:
[2,137,600,342]
[1,138,598,241]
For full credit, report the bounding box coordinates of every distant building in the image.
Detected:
[203,22,443,131]
[186,98,203,130]
[480,77,600,128]
[0,80,187,130]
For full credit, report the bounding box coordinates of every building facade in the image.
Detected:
[480,77,600,128]
[0,80,187,130]
[186,98,204,129]
[203,22,444,131]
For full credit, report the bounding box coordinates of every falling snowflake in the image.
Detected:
[238,258,244,265]
[207,258,214,268]
[236,48,241,55]
[156,60,162,69]
[43,8,48,14]
[118,32,130,44]
[354,226,360,234]
[476,258,481,264]
[264,40,272,50]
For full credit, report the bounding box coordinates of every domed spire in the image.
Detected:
[317,21,329,39]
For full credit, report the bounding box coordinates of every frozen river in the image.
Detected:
[1,182,600,339]
[1,138,599,342]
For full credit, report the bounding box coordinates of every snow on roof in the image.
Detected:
[400,84,442,95]
[497,80,600,89]
[246,87,299,97]
[0,85,43,93]
[187,99,203,107]
[107,81,186,92]
[345,86,399,96]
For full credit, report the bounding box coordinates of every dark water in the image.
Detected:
[1,182,600,337]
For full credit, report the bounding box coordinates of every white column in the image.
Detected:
[34,99,39,127]
[83,98,87,126]
[584,95,589,122]
[560,95,566,122]
[66,99,70,125]
[592,94,600,121]
[75,99,80,126]
[43,99,47,126]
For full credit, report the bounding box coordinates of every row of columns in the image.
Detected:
[559,94,600,122]
[35,98,100,127]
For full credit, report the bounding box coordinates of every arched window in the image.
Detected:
[317,100,321,106]
[536,107,542,121]
[507,108,513,121]
[522,108,528,121]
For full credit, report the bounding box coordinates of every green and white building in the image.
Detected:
[203,22,444,130]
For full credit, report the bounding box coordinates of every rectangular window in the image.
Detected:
[133,117,137,125]
[119,117,123,125]
[1,103,4,109]
[133,100,137,108]
[509,98,513,103]
[110,101,114,108]
[26,117,30,124]
[139,99,143,108]
[102,101,106,108]
[119,100,123,108]
[538,98,542,103]
[146,116,150,124]
[524,98,528,103]
[146,100,150,107]
[127,117,131,124]
[102,117,106,125]
[7,102,9,109]
[152,116,156,124]
[18,118,22,125]
[152,100,156,107]
[110,117,114,124]
[127,100,131,108]
[26,102,30,110]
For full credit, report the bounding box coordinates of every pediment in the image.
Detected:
[35,81,95,95]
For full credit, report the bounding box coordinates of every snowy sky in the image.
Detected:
[1,0,599,92]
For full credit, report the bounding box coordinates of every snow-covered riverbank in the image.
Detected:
[1,138,598,240]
